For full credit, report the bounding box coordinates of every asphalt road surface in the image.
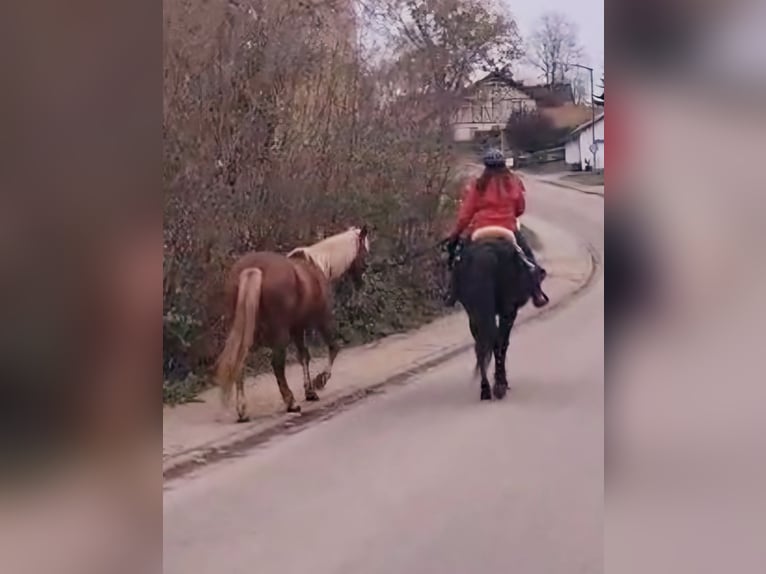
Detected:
[163,179,604,574]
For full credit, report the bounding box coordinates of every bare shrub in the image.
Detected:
[163,0,462,392]
[505,111,570,153]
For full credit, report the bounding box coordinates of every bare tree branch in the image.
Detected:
[526,12,585,86]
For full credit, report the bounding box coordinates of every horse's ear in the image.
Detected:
[357,225,370,252]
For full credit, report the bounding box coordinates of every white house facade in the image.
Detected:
[564,112,605,171]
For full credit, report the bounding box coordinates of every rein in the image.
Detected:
[365,235,531,278]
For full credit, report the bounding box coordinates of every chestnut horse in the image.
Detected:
[215,226,370,421]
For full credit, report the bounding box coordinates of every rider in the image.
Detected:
[444,148,549,308]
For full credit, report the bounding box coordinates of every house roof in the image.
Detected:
[463,72,574,107]
[462,71,522,96]
[567,111,605,139]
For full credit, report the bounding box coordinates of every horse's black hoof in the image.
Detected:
[287,404,302,414]
[480,386,492,401]
[312,373,330,390]
[493,383,508,400]
[236,414,250,423]
[305,390,320,402]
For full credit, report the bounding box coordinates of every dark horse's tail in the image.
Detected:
[460,242,502,377]
[215,268,263,406]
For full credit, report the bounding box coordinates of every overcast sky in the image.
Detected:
[505,0,604,82]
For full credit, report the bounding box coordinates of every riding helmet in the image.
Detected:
[482,147,506,168]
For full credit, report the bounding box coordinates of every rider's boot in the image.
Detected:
[516,232,549,307]
[530,266,550,308]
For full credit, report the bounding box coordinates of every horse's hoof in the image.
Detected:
[287,404,302,414]
[493,383,508,400]
[313,373,330,390]
[480,386,492,401]
[305,390,320,402]
[236,414,250,423]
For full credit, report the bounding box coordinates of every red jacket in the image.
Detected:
[451,174,526,237]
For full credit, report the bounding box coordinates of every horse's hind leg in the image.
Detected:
[312,320,339,391]
[476,342,492,401]
[235,377,249,422]
[292,330,318,402]
[493,309,518,400]
[469,319,493,401]
[271,346,300,413]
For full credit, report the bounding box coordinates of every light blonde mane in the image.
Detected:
[287,227,368,281]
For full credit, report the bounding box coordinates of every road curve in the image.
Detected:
[163,180,604,574]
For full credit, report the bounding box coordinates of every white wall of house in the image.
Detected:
[452,123,502,142]
[453,125,480,142]
[452,82,537,143]
[452,93,536,125]
[565,115,605,171]
[564,138,581,166]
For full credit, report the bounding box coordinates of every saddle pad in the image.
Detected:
[471,226,518,247]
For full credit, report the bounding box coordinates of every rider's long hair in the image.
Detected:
[475,165,516,195]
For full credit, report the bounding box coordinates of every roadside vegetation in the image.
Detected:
[163,0,530,403]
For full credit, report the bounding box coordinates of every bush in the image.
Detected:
[505,112,570,153]
[163,0,461,402]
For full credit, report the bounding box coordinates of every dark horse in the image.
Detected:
[453,230,537,401]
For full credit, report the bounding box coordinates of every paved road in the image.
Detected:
[163,180,604,574]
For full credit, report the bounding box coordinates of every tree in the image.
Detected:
[370,0,524,96]
[570,72,589,105]
[527,12,585,86]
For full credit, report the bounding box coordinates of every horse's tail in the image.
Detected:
[215,268,263,406]
[462,243,500,377]
[473,311,497,377]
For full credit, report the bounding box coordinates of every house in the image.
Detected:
[564,111,605,171]
[452,72,538,146]
[452,72,583,150]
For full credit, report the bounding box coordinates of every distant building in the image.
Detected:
[563,112,605,171]
[452,72,537,146]
[451,72,585,148]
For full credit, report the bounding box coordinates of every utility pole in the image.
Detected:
[559,62,598,171]
[588,66,596,172]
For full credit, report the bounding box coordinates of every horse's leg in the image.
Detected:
[292,330,318,402]
[469,318,493,401]
[235,377,248,422]
[493,308,518,400]
[271,345,300,413]
[312,320,339,391]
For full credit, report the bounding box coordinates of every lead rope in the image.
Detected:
[368,241,443,273]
